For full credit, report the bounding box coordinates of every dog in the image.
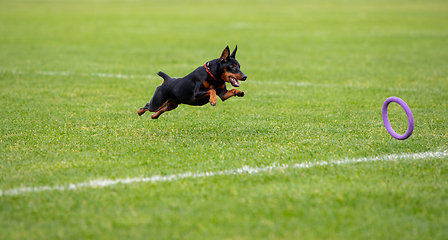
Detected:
[138,46,247,119]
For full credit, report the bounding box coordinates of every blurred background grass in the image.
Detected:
[1,0,448,239]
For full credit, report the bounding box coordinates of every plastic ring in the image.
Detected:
[382,97,414,140]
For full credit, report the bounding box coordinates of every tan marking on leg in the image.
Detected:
[220,89,243,101]
[209,89,217,106]
[151,100,179,119]
[138,108,149,116]
[202,80,211,89]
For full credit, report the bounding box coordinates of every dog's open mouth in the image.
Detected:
[229,76,240,87]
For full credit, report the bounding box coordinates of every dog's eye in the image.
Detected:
[230,65,237,70]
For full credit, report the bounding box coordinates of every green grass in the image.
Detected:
[1,0,448,239]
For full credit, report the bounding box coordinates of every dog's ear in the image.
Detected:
[230,45,237,58]
[220,46,230,62]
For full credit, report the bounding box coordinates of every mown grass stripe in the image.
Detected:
[1,150,447,197]
[2,68,434,92]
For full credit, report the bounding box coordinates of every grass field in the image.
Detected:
[1,0,448,239]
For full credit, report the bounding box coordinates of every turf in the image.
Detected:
[1,0,448,239]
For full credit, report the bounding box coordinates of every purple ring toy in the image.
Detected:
[382,97,414,140]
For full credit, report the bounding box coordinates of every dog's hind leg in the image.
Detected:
[138,107,149,116]
[151,99,179,119]
[138,84,170,116]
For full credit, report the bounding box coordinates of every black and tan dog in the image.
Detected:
[138,46,247,119]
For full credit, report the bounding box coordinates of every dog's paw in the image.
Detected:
[209,98,217,106]
[236,91,245,97]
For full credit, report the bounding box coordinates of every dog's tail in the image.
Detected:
[157,71,171,82]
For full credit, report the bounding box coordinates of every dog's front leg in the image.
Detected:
[194,81,217,106]
[208,89,217,106]
[218,89,244,102]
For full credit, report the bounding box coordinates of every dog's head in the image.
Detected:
[218,46,247,87]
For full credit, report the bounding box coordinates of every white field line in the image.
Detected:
[0,69,156,80]
[1,150,447,197]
